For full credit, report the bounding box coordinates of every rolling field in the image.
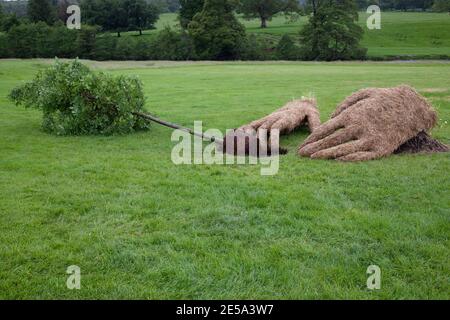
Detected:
[0,59,449,299]
[126,11,450,58]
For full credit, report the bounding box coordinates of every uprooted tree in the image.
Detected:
[9,60,150,135]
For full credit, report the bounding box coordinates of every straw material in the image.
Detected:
[298,85,440,161]
[240,98,320,135]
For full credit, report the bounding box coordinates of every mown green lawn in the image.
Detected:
[125,12,450,58]
[0,59,449,299]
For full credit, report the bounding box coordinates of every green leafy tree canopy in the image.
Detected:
[81,0,160,37]
[239,0,300,28]
[179,0,204,29]
[9,60,150,135]
[188,0,246,60]
[27,0,56,25]
[299,0,367,61]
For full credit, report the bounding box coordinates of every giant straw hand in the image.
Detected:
[298,85,438,161]
[240,98,321,135]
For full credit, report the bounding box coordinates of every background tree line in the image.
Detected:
[0,0,162,36]
[0,0,366,60]
[1,0,449,61]
[1,0,448,20]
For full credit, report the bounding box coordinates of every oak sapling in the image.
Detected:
[9,60,150,135]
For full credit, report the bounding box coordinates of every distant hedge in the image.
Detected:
[0,22,205,61]
[6,22,78,58]
[0,20,298,61]
[9,60,150,135]
[0,22,374,61]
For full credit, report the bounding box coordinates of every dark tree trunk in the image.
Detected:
[260,17,267,28]
[117,31,121,37]
[139,29,142,36]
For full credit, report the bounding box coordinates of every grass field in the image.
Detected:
[124,12,450,58]
[0,59,449,299]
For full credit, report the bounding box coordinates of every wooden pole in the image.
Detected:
[132,111,223,144]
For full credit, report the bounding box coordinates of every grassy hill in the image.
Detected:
[121,12,450,59]
[0,59,449,298]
